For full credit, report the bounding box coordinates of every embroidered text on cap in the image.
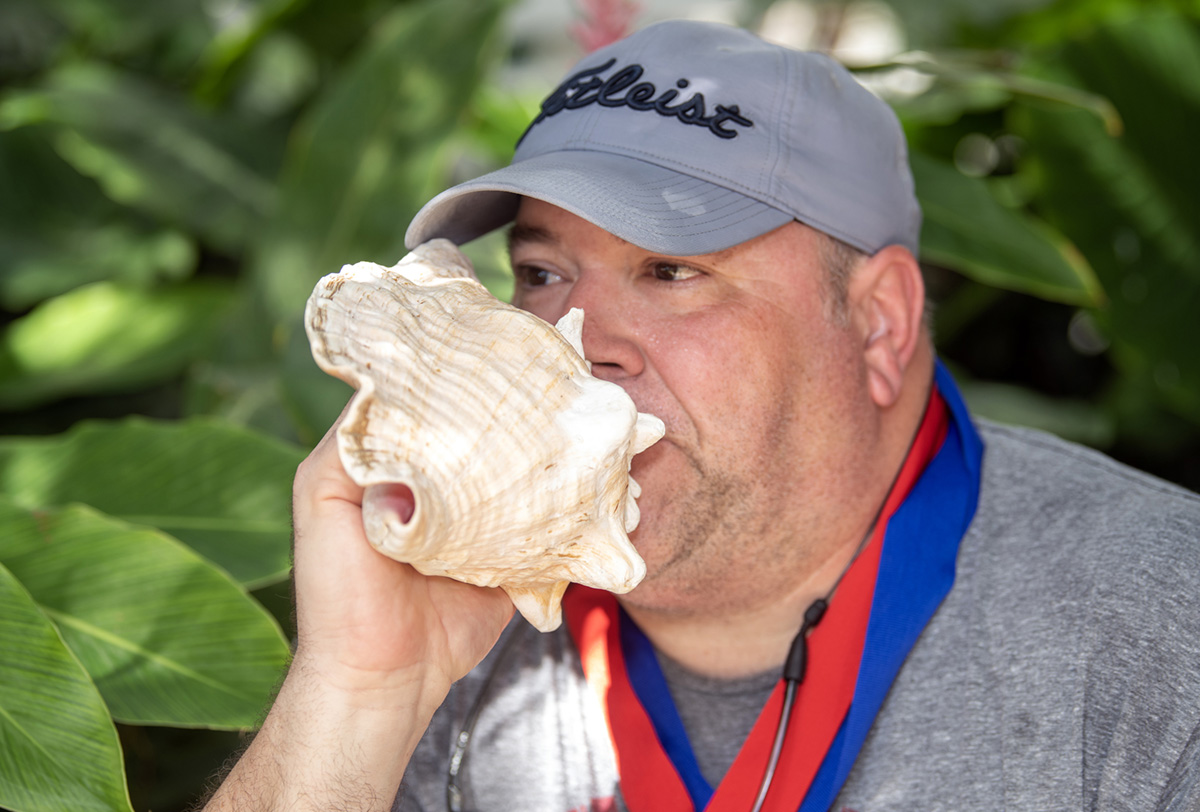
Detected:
[519,58,755,145]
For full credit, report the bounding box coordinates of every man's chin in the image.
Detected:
[625,520,689,595]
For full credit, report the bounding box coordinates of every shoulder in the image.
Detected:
[964,421,1200,804]
[976,418,1199,518]
[842,420,1200,809]
[961,419,1200,632]
[961,415,1199,634]
[970,419,1199,581]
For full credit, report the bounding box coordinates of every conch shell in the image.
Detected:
[304,239,664,631]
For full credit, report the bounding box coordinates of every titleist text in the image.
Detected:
[520,58,754,143]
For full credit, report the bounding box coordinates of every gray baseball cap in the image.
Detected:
[405,20,921,257]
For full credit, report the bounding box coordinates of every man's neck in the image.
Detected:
[619,524,870,679]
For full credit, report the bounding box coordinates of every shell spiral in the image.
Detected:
[304,240,664,631]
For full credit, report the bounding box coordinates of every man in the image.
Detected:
[203,20,1200,812]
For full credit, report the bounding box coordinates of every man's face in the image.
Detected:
[508,199,877,617]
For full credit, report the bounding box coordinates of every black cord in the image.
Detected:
[748,598,828,812]
[783,600,829,683]
[748,380,935,811]
[749,679,798,812]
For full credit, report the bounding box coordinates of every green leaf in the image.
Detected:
[885,0,1056,49]
[879,51,1122,134]
[194,0,314,107]
[279,318,355,446]
[0,127,196,311]
[0,499,290,729]
[0,418,303,587]
[1011,12,1200,420]
[0,63,278,253]
[252,0,513,326]
[0,220,196,311]
[1058,11,1200,228]
[460,83,543,167]
[0,279,235,411]
[32,0,215,74]
[912,151,1104,305]
[0,558,133,812]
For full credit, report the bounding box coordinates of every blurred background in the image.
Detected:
[0,0,1197,810]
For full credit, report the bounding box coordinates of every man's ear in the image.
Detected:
[848,245,926,409]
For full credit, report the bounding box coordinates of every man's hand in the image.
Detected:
[291,421,514,699]
[203,417,514,812]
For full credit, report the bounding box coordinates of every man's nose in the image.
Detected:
[559,272,645,381]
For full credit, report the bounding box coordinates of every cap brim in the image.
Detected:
[405,150,793,256]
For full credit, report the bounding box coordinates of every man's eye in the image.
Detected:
[514,265,562,287]
[652,263,701,282]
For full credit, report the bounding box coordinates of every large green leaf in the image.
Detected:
[252,0,513,326]
[0,557,132,812]
[0,499,290,729]
[0,127,198,311]
[193,0,315,106]
[34,0,215,73]
[1011,11,1200,419]
[279,319,355,445]
[0,220,196,312]
[886,0,1057,49]
[1055,11,1200,236]
[880,50,1120,132]
[0,279,234,411]
[0,62,278,254]
[0,418,303,587]
[912,151,1103,305]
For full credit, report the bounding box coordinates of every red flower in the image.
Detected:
[569,0,642,53]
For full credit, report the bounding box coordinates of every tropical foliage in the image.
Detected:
[0,0,1196,809]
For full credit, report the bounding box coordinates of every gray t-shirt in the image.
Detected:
[396,421,1200,811]
[657,652,778,789]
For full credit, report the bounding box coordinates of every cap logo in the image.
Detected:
[518,58,754,145]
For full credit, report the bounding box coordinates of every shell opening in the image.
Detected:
[373,483,416,525]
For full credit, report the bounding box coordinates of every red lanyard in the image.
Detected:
[563,389,949,812]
